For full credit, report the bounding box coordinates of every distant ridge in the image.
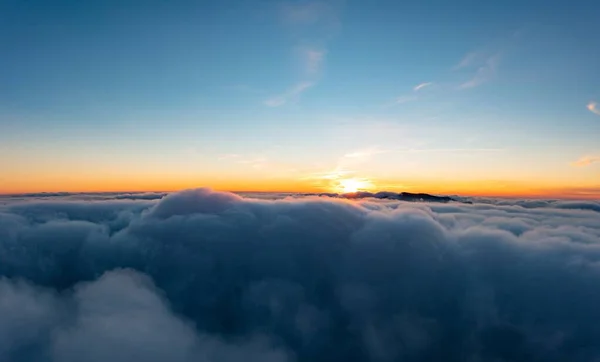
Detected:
[304,191,468,203]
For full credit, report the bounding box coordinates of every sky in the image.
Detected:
[1,0,599,198]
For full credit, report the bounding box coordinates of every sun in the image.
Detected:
[338,178,370,193]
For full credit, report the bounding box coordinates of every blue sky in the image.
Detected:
[1,0,599,195]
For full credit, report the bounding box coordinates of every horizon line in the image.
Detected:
[0,188,598,201]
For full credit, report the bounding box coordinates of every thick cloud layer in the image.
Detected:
[1,188,600,362]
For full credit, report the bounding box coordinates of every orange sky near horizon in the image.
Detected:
[2,143,598,199]
[2,173,598,200]
[2,0,600,202]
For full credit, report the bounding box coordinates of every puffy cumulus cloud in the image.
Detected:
[1,188,600,361]
[0,271,288,362]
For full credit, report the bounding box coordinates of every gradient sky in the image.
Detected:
[1,0,599,197]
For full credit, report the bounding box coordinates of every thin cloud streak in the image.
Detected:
[572,156,600,167]
[303,48,326,74]
[338,146,390,169]
[218,154,241,160]
[238,157,269,170]
[302,146,388,188]
[457,52,501,89]
[225,84,266,95]
[264,81,315,107]
[219,153,273,170]
[414,82,433,91]
[279,0,343,40]
[454,51,481,70]
[280,1,335,26]
[269,1,343,107]
[389,82,432,107]
[394,95,417,104]
[405,147,504,153]
[588,101,600,116]
[302,145,502,190]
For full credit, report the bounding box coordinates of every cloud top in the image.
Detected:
[1,188,600,361]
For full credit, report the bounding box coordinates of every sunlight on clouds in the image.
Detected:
[572,155,600,167]
[300,169,375,193]
[299,147,387,192]
[336,178,374,193]
[587,101,600,116]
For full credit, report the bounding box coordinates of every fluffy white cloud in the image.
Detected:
[1,188,600,361]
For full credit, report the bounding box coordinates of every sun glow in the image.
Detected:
[338,178,371,193]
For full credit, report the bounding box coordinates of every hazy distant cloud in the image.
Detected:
[280,1,328,24]
[572,155,600,167]
[406,147,503,154]
[454,51,482,70]
[279,0,343,45]
[557,186,600,198]
[238,157,269,170]
[394,95,418,104]
[297,47,327,75]
[587,101,600,116]
[456,52,501,89]
[264,81,315,107]
[342,148,388,160]
[413,82,433,91]
[225,84,266,95]
[219,154,270,170]
[218,154,241,160]
[279,1,342,34]
[339,147,390,167]
[306,49,326,74]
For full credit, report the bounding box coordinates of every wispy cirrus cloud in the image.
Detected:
[302,146,389,188]
[457,52,501,89]
[388,82,432,106]
[406,147,503,154]
[572,156,600,167]
[217,154,241,160]
[413,82,433,91]
[225,84,266,95]
[266,1,343,107]
[339,146,390,166]
[298,47,326,75]
[587,101,600,116]
[218,154,270,170]
[264,81,315,107]
[238,157,269,170]
[394,95,418,104]
[279,0,342,36]
[454,51,483,70]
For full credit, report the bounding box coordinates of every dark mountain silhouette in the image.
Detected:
[309,191,460,203]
